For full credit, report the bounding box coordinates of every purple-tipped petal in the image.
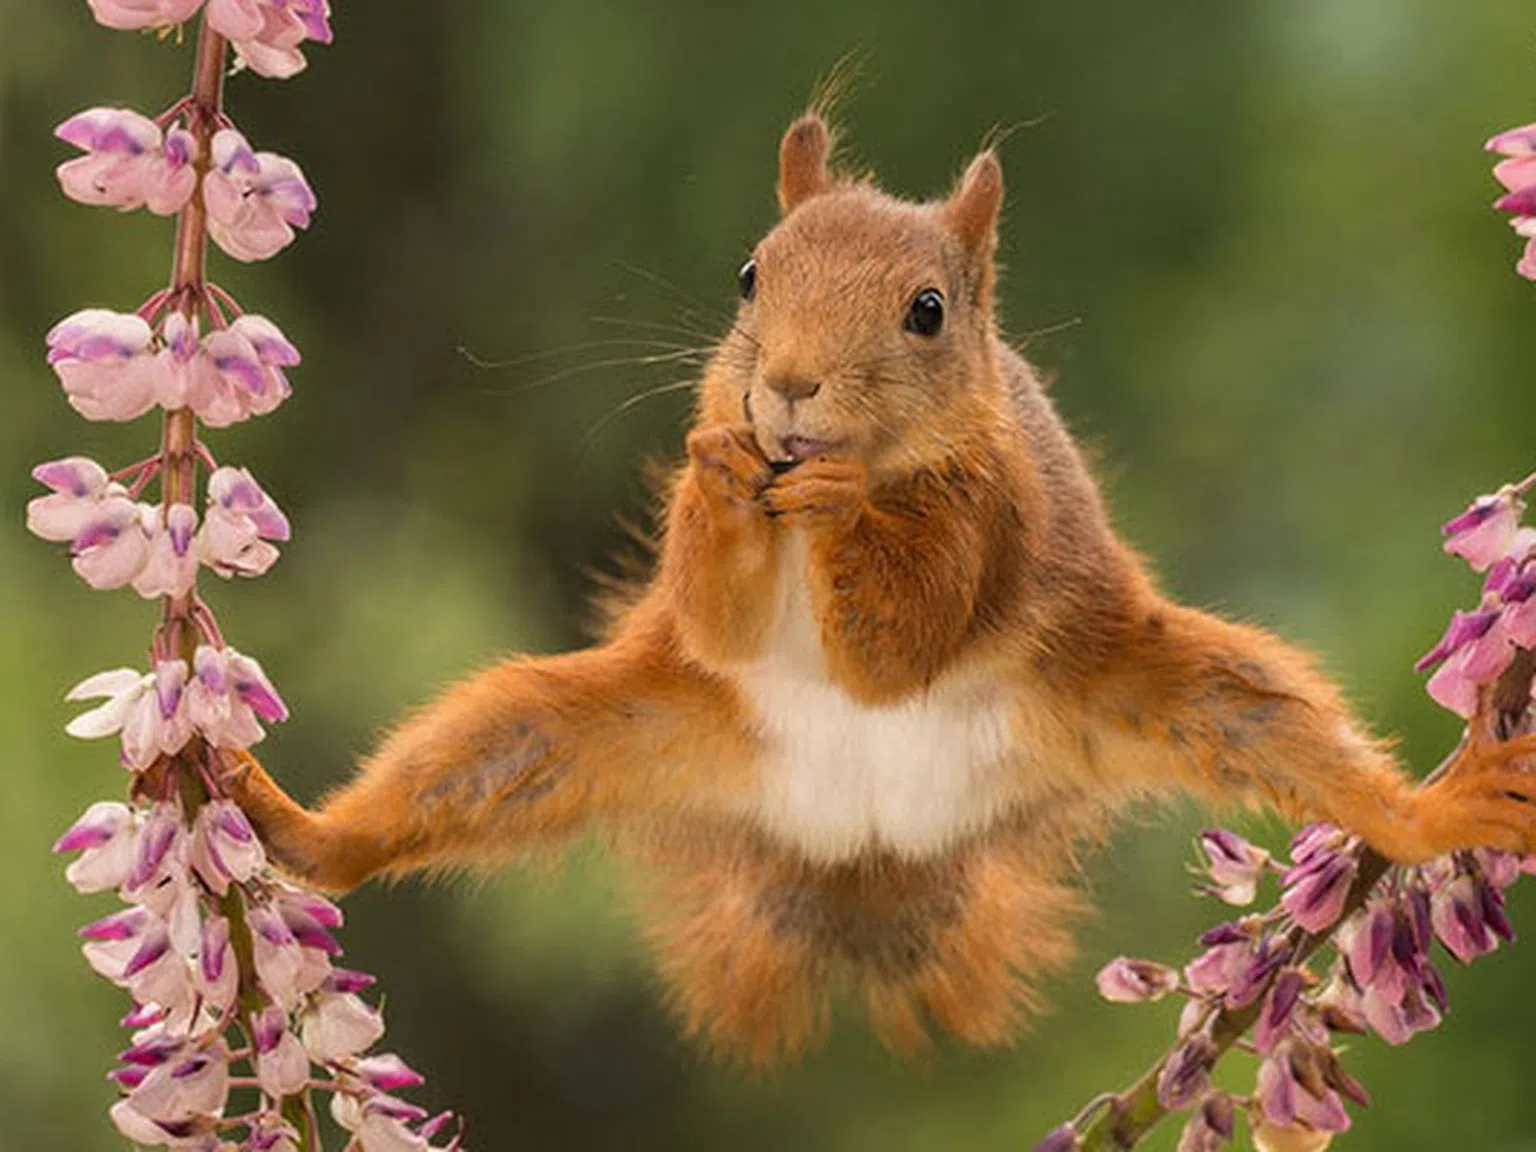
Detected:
[354,1054,426,1092]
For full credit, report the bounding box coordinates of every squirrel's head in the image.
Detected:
[702,113,1008,474]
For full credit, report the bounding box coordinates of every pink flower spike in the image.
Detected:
[55,107,195,216]
[204,129,317,261]
[46,308,161,422]
[86,0,203,30]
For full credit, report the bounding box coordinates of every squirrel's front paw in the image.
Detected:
[1411,736,1536,857]
[762,458,867,533]
[686,423,774,518]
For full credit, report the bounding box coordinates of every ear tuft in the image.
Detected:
[945,151,1003,256]
[777,114,834,214]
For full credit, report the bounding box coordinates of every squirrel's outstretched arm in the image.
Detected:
[224,620,748,892]
[1106,602,1536,862]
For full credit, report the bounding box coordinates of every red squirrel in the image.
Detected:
[225,113,1536,1064]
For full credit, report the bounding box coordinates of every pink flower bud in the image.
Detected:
[46,308,161,422]
[186,314,298,426]
[205,129,316,261]
[1430,874,1500,963]
[86,0,203,30]
[55,107,196,215]
[1157,1030,1216,1110]
[302,991,386,1064]
[1094,956,1180,1004]
[1442,490,1525,572]
[1281,850,1358,934]
[65,663,191,768]
[1256,1040,1352,1134]
[131,504,200,599]
[212,0,332,79]
[1177,1092,1235,1152]
[199,466,290,576]
[194,914,238,1016]
[253,1005,311,1097]
[54,800,138,893]
[1254,967,1305,1053]
[185,644,287,748]
[190,799,266,893]
[1197,828,1271,905]
[1031,1127,1081,1152]
[354,1053,426,1093]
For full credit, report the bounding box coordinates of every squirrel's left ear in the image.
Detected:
[778,114,835,214]
[944,150,1003,262]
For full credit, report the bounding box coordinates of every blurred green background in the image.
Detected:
[3,1,1536,1149]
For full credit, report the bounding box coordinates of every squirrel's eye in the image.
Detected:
[904,288,945,337]
[738,259,757,301]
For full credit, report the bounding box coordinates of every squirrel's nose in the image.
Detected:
[765,373,821,403]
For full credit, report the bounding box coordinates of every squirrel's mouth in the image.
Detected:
[776,435,846,464]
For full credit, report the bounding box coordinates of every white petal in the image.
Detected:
[66,667,144,702]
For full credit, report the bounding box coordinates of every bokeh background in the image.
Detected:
[3,1,1536,1149]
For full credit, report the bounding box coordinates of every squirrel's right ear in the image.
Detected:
[944,150,1004,260]
[777,114,834,214]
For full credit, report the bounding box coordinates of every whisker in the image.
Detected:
[613,260,734,332]
[580,377,699,455]
[457,337,707,372]
[1016,315,1083,343]
[475,347,714,399]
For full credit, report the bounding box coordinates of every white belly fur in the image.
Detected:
[738,532,1019,861]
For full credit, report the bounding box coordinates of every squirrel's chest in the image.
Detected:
[736,533,1020,861]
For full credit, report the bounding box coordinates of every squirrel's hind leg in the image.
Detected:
[225,623,750,892]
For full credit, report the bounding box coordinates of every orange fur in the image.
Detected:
[225,112,1536,1062]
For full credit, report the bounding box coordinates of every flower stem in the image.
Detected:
[159,13,225,667]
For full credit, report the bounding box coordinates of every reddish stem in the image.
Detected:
[157,17,226,668]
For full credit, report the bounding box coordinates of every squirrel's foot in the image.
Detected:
[686,423,775,521]
[215,748,336,888]
[762,457,866,533]
[1405,735,1536,859]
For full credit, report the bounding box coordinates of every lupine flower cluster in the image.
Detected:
[1033,478,1536,1152]
[36,5,462,1149]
